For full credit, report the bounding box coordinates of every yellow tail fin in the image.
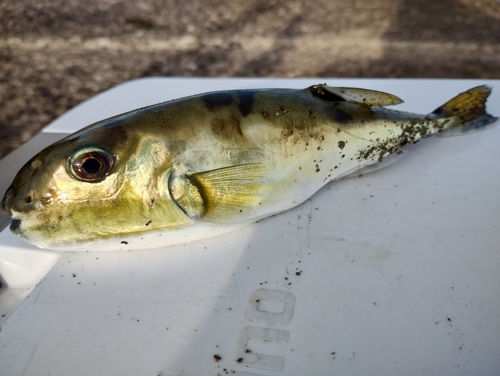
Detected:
[429,86,498,136]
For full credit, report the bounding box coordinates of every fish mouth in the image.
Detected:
[10,219,22,234]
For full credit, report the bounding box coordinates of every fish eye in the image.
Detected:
[69,147,114,182]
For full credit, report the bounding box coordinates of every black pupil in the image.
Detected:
[82,157,102,174]
[71,149,112,182]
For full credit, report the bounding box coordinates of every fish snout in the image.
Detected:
[1,188,14,216]
[1,185,40,217]
[2,157,45,217]
[2,187,33,237]
[2,187,35,237]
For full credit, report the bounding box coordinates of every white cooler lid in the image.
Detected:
[1,78,499,376]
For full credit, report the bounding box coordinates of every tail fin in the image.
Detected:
[428,86,498,137]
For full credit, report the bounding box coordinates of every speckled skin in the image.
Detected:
[1,85,495,250]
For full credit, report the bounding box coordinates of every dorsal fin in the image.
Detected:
[310,85,404,106]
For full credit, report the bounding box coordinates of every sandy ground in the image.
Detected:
[0,0,499,159]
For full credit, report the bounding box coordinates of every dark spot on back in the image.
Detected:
[211,117,243,138]
[79,123,129,152]
[327,108,352,123]
[237,91,255,117]
[202,92,234,111]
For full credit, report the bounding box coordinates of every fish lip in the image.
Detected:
[10,219,21,234]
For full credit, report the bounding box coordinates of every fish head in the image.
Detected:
[1,119,192,249]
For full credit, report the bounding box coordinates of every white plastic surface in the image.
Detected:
[1,78,499,376]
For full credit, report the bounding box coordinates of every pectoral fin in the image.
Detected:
[311,85,404,106]
[187,163,267,222]
[169,174,205,219]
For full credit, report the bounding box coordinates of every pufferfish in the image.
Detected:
[1,84,497,250]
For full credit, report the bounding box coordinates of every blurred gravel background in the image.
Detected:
[1,0,499,159]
